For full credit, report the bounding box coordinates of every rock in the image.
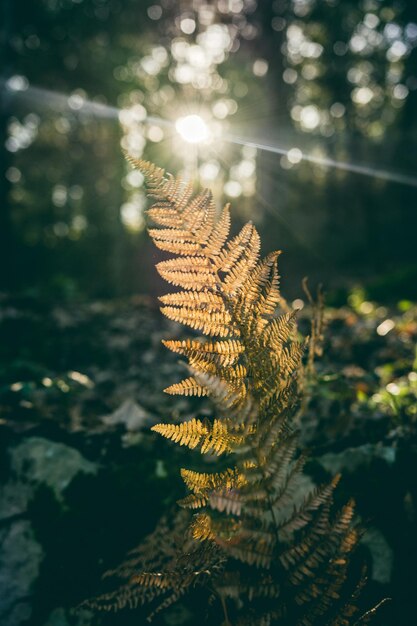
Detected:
[101,398,153,432]
[0,482,32,521]
[318,444,396,475]
[10,437,98,503]
[0,438,99,625]
[361,526,394,584]
[0,520,43,626]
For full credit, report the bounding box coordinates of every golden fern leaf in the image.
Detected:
[160,305,233,336]
[189,368,249,414]
[222,227,261,294]
[255,341,304,408]
[255,261,281,319]
[238,251,281,305]
[151,418,209,450]
[147,205,185,228]
[204,203,231,256]
[177,492,209,509]
[163,376,208,397]
[180,189,213,223]
[214,222,257,271]
[156,257,216,290]
[187,362,248,400]
[260,310,297,350]
[181,467,246,493]
[148,226,196,244]
[149,239,202,255]
[123,155,165,190]
[190,513,216,541]
[200,418,247,454]
[159,178,194,209]
[190,512,243,544]
[159,291,225,310]
[152,418,246,455]
[162,338,244,367]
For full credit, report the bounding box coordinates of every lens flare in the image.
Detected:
[175,114,210,144]
[4,82,417,188]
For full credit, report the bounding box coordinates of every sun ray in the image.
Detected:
[3,81,417,189]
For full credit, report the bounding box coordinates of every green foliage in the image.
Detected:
[300,296,417,446]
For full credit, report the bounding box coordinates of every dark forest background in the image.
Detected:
[1,0,417,303]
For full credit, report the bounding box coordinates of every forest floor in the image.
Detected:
[1,294,416,626]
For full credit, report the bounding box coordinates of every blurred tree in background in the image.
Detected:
[1,0,416,301]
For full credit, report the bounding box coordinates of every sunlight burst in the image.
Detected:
[175,114,210,144]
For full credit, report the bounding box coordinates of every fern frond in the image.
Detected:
[178,492,209,509]
[209,490,243,516]
[181,467,246,493]
[162,338,244,367]
[159,291,225,310]
[239,251,281,305]
[123,155,165,189]
[215,222,257,271]
[157,266,216,291]
[188,369,245,412]
[260,311,297,352]
[164,376,208,397]
[86,156,375,625]
[152,418,247,455]
[190,513,217,541]
[151,418,209,450]
[279,475,341,538]
[222,227,261,294]
[204,203,231,256]
[160,305,233,336]
[223,527,276,568]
